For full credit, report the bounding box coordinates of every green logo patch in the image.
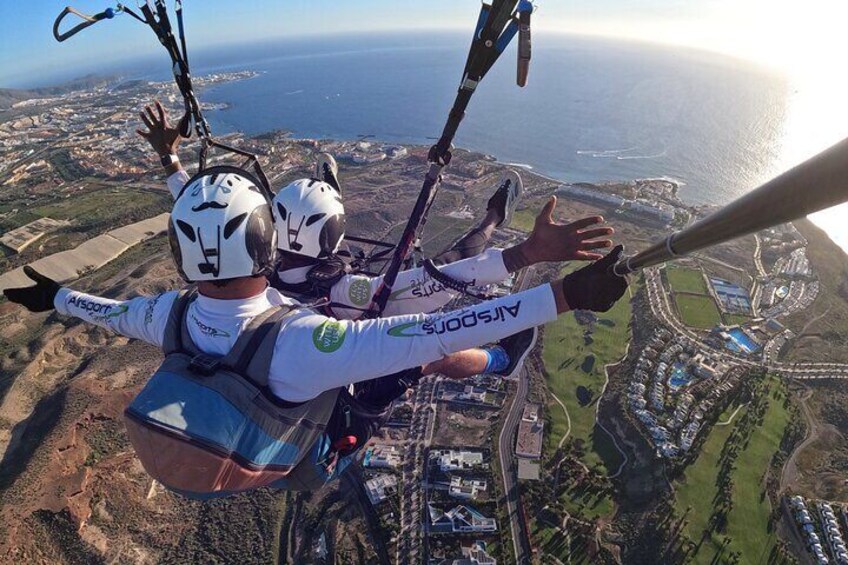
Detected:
[313,321,347,353]
[104,305,129,319]
[387,322,425,338]
[348,278,372,307]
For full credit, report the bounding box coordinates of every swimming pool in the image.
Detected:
[727,328,761,354]
[669,362,693,390]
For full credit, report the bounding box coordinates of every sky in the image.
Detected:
[4,1,848,92]
[2,1,846,247]
[3,1,846,87]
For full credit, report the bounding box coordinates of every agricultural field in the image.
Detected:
[674,294,723,330]
[666,267,709,295]
[32,187,169,228]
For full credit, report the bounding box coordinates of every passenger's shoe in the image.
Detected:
[488,327,538,378]
[315,152,341,194]
[486,169,523,228]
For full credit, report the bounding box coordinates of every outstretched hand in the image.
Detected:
[136,100,187,158]
[503,196,614,271]
[3,266,61,312]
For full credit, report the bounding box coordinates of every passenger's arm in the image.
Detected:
[271,246,627,402]
[54,288,178,348]
[136,100,188,198]
[327,248,510,319]
[501,197,615,271]
[271,283,560,402]
[166,169,191,200]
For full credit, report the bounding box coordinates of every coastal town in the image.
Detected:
[1,73,847,565]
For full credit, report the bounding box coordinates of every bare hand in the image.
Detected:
[503,197,615,271]
[136,100,187,157]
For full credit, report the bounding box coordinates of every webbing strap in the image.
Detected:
[221,306,291,375]
[162,288,197,356]
[239,308,299,387]
[422,259,493,301]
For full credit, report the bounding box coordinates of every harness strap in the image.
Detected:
[177,294,207,358]
[239,308,299,387]
[222,306,292,378]
[162,288,197,355]
[422,259,493,301]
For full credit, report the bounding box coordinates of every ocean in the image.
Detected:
[180,32,846,252]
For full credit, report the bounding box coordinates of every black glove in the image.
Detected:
[3,266,61,312]
[562,245,628,312]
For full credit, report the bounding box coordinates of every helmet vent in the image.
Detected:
[223,213,247,239]
[176,220,196,242]
[276,202,288,221]
[306,213,327,227]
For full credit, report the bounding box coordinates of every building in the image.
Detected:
[429,504,497,534]
[431,541,497,565]
[433,450,485,472]
[557,185,625,208]
[365,474,398,506]
[623,199,675,223]
[709,278,753,314]
[363,445,402,469]
[457,385,487,404]
[447,476,487,500]
[384,145,408,159]
[515,403,544,459]
[313,532,328,562]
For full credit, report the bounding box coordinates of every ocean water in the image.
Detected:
[181,32,845,251]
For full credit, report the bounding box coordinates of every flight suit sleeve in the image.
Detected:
[268,283,557,402]
[54,288,179,348]
[327,248,511,320]
[166,170,191,200]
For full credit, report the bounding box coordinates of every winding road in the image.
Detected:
[498,365,532,565]
[497,265,536,565]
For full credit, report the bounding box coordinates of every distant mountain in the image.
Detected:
[0,74,117,109]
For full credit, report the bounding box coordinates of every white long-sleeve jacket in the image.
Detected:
[54,284,558,402]
[167,171,510,320]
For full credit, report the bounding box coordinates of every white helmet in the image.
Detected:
[271,178,345,259]
[169,166,277,282]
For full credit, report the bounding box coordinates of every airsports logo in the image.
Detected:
[313,320,347,353]
[387,301,522,337]
[144,295,161,326]
[68,296,128,322]
[348,278,372,307]
[191,314,231,338]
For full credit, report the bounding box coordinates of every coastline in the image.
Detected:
[194,63,847,258]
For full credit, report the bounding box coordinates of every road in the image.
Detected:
[498,364,532,565]
[497,266,536,565]
[396,376,435,565]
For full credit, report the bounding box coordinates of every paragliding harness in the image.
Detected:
[123,289,391,498]
[54,1,272,195]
